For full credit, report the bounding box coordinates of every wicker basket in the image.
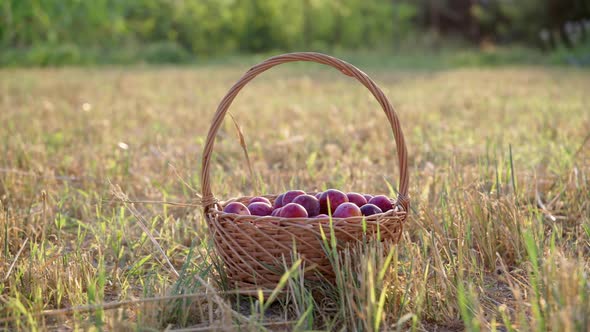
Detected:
[201,52,410,290]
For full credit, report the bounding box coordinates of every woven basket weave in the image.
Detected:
[201,52,410,290]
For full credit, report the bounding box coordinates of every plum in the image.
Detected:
[363,194,374,202]
[248,202,273,216]
[223,202,250,215]
[292,194,320,217]
[279,203,308,218]
[273,193,285,209]
[271,208,282,216]
[315,192,323,199]
[314,214,329,218]
[249,196,271,205]
[282,190,306,204]
[368,195,393,212]
[333,202,362,218]
[346,192,367,207]
[360,203,383,216]
[319,189,348,214]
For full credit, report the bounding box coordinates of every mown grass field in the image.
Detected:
[1,61,589,331]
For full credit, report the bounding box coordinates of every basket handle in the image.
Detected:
[201,52,409,212]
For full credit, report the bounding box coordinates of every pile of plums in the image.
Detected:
[222,189,394,219]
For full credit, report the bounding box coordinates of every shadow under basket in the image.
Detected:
[200,52,410,290]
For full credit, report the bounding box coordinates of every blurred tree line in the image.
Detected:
[1,0,589,64]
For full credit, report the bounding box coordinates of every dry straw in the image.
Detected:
[200,52,410,290]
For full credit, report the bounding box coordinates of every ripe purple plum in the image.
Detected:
[315,192,323,199]
[360,204,383,216]
[282,190,306,204]
[223,202,250,215]
[319,189,349,214]
[346,192,367,207]
[292,194,320,217]
[333,202,362,218]
[248,202,273,216]
[314,214,329,219]
[363,194,374,202]
[271,208,282,216]
[249,196,271,205]
[279,203,308,218]
[273,193,285,209]
[368,195,393,212]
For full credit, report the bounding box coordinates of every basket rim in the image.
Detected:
[210,208,405,223]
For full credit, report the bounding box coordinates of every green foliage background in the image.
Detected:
[1,0,589,66]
